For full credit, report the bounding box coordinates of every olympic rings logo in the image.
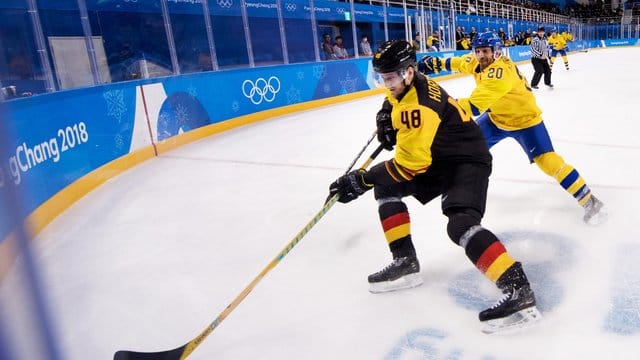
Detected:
[285,3,296,11]
[242,76,281,105]
[217,0,233,8]
[336,7,345,14]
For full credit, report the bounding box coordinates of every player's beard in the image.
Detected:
[478,56,493,70]
[389,80,407,98]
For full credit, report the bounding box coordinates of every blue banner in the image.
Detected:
[161,59,371,125]
[603,38,640,47]
[0,84,138,219]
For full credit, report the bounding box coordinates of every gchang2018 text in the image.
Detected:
[3,122,89,186]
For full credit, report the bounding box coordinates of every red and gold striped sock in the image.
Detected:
[379,200,415,258]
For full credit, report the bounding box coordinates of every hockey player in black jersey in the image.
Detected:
[328,40,541,333]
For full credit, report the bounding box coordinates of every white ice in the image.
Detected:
[8,47,640,359]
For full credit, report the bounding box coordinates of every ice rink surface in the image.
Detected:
[5,47,640,359]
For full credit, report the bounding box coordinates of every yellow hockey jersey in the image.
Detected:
[364,73,491,186]
[562,32,574,42]
[444,53,542,130]
[548,33,567,50]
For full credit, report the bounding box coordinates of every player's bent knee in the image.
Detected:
[447,210,481,246]
[533,152,565,177]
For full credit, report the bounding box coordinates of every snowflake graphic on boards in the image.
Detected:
[174,104,189,128]
[286,86,301,104]
[338,72,359,94]
[102,90,127,123]
[313,65,327,80]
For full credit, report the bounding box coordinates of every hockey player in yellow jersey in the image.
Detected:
[548,28,570,70]
[327,40,541,333]
[562,31,574,43]
[418,31,606,225]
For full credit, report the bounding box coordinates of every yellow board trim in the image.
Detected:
[26,147,157,236]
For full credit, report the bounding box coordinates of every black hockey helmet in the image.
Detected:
[372,40,416,73]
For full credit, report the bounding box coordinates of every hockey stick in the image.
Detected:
[344,129,377,174]
[114,140,385,360]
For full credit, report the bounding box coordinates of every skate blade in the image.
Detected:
[481,306,542,334]
[585,206,608,226]
[369,273,423,294]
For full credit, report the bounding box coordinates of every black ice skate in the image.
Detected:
[583,195,607,225]
[479,262,541,334]
[368,256,423,293]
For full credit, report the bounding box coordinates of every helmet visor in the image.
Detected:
[374,71,405,89]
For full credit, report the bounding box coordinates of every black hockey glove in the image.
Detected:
[419,55,443,75]
[376,103,396,151]
[327,169,373,204]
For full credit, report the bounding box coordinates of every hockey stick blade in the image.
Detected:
[114,347,185,360]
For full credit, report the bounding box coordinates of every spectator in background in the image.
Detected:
[469,26,478,42]
[412,33,422,51]
[467,4,477,14]
[322,33,336,60]
[427,32,440,51]
[515,31,524,45]
[497,28,506,42]
[333,36,349,59]
[455,26,465,50]
[7,53,32,80]
[461,34,472,50]
[360,35,373,56]
[197,52,213,72]
[524,29,533,45]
